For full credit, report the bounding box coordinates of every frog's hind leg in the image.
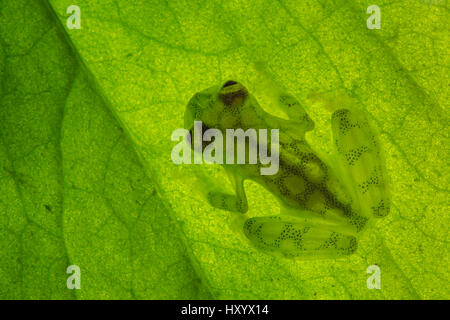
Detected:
[331,108,390,218]
[243,216,357,259]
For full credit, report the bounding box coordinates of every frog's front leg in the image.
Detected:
[207,170,248,213]
[255,62,314,135]
[263,93,315,143]
[243,215,358,259]
[277,94,314,132]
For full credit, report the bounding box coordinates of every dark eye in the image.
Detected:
[187,123,211,150]
[186,130,192,145]
[222,80,238,88]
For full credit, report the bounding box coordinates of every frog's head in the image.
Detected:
[184,80,250,139]
[184,80,250,150]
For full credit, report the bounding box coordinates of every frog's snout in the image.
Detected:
[219,80,248,107]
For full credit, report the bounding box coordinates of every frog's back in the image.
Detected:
[252,137,368,233]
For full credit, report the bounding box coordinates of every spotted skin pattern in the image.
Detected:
[184,81,390,259]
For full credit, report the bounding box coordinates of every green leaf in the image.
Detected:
[0,0,208,299]
[1,0,448,299]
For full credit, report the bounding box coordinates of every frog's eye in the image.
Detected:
[222,80,238,88]
[219,80,248,107]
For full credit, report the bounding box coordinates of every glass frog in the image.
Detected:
[184,78,390,259]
